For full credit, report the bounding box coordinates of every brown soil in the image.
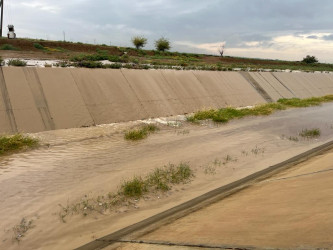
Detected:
[0,38,303,67]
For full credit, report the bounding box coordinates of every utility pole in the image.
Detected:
[0,0,4,37]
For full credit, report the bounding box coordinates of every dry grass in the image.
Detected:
[12,218,34,242]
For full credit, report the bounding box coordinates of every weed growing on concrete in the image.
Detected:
[12,218,34,242]
[177,129,190,135]
[145,163,193,192]
[213,158,222,166]
[187,95,333,124]
[54,60,72,67]
[249,103,286,115]
[223,155,238,165]
[0,134,39,155]
[299,128,321,138]
[166,121,182,127]
[241,150,249,156]
[278,96,333,107]
[124,124,159,141]
[7,59,27,67]
[288,136,299,142]
[251,146,265,156]
[59,162,194,221]
[185,116,200,123]
[121,176,148,197]
[204,165,217,175]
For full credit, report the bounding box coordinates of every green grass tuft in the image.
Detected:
[121,176,148,198]
[124,129,147,141]
[124,124,159,141]
[59,162,194,220]
[33,43,45,50]
[0,44,19,50]
[278,98,320,107]
[299,128,321,138]
[7,59,27,67]
[250,103,286,115]
[187,95,333,124]
[121,162,194,198]
[0,134,39,155]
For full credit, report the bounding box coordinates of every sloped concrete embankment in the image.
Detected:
[0,67,333,133]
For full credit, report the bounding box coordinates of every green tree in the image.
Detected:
[155,37,171,52]
[302,55,318,64]
[131,36,147,50]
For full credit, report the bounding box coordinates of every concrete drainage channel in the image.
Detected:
[75,140,333,250]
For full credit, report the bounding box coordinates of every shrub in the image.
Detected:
[70,53,109,62]
[120,54,129,63]
[155,37,171,52]
[76,61,103,68]
[302,55,318,64]
[108,55,120,62]
[132,58,139,64]
[7,59,27,67]
[121,176,147,198]
[96,48,108,54]
[0,44,18,50]
[33,43,44,50]
[56,61,72,68]
[107,63,122,69]
[132,36,147,49]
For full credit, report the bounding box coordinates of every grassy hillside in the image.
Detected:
[1,37,333,72]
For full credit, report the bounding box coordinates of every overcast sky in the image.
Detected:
[3,0,333,62]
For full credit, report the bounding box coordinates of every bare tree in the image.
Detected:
[218,44,225,57]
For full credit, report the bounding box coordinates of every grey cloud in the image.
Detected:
[307,35,319,39]
[322,34,333,40]
[3,0,333,58]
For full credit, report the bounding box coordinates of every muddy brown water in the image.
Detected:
[1,104,333,249]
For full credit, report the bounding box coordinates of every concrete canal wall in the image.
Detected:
[0,67,332,133]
